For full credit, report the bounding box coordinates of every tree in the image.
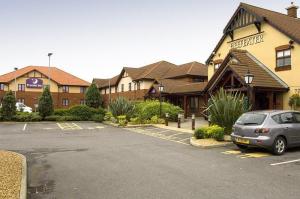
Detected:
[1,90,16,120]
[85,83,102,108]
[38,86,54,118]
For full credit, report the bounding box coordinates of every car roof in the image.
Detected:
[246,110,300,115]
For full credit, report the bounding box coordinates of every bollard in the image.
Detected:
[165,113,169,126]
[192,114,195,130]
[177,114,181,128]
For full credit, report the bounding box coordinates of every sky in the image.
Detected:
[0,0,295,81]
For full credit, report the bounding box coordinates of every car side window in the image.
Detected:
[280,113,295,124]
[293,113,300,123]
[272,114,281,124]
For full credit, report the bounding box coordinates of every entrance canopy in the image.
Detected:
[206,49,289,93]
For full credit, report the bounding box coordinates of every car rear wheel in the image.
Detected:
[272,137,286,155]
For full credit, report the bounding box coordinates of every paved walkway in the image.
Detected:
[167,117,208,131]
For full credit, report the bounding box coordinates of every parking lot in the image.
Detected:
[0,122,300,199]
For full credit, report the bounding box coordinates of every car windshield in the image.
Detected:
[236,113,267,125]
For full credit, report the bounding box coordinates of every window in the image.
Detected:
[129,83,132,91]
[137,82,140,90]
[293,113,300,123]
[0,84,4,91]
[236,113,267,125]
[80,87,86,94]
[18,98,25,104]
[62,86,69,93]
[276,49,291,69]
[121,84,124,92]
[62,99,69,106]
[272,112,295,124]
[80,99,85,105]
[18,84,25,91]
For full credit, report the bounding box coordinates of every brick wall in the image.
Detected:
[0,91,85,109]
[102,89,148,107]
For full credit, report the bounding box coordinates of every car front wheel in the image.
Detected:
[272,137,286,155]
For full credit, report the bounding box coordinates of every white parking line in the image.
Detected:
[270,159,300,166]
[23,123,27,131]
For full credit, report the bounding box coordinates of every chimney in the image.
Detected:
[286,2,298,18]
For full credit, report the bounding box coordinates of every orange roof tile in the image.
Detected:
[0,66,90,86]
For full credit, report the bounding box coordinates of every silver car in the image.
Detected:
[231,110,300,155]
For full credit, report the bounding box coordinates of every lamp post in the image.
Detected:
[158,83,164,118]
[47,53,53,88]
[14,67,18,98]
[244,70,254,109]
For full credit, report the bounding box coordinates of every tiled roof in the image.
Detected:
[164,61,207,79]
[154,79,207,94]
[94,60,208,89]
[206,49,289,91]
[0,66,90,86]
[206,2,300,64]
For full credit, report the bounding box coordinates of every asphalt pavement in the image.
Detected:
[0,122,299,199]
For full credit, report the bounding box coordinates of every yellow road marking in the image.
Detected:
[127,128,189,146]
[222,150,270,159]
[57,123,82,130]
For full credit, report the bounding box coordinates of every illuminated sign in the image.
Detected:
[229,33,264,49]
[26,78,43,88]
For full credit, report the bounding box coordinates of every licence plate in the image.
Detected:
[236,137,250,144]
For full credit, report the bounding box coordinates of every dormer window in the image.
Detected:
[275,46,291,71]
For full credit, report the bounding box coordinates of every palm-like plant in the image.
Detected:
[207,88,249,134]
[109,97,135,118]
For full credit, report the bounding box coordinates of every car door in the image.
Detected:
[292,112,300,145]
[278,112,297,145]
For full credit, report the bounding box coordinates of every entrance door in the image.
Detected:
[255,92,269,110]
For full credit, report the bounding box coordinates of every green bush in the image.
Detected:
[92,114,104,122]
[135,100,183,122]
[85,83,102,108]
[68,105,95,120]
[13,112,42,122]
[194,127,207,139]
[207,125,225,141]
[207,88,248,134]
[129,117,141,125]
[104,112,113,121]
[194,125,224,141]
[289,94,300,110]
[53,109,69,116]
[38,86,54,118]
[117,115,127,126]
[109,97,135,119]
[1,91,16,120]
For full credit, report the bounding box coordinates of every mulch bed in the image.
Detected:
[0,151,23,199]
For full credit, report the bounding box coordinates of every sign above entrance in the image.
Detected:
[26,78,43,88]
[229,33,264,49]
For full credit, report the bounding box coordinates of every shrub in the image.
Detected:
[117,115,127,126]
[207,125,225,141]
[129,117,140,125]
[207,88,248,134]
[289,94,300,110]
[85,83,102,108]
[68,105,95,120]
[92,114,104,123]
[104,112,113,121]
[109,97,135,119]
[1,91,16,120]
[135,100,183,122]
[194,127,207,139]
[38,86,54,118]
[44,115,62,121]
[13,112,42,122]
[53,109,69,116]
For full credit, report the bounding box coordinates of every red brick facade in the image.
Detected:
[0,91,85,109]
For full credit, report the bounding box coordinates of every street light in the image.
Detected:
[158,83,164,118]
[14,67,18,98]
[244,70,254,109]
[47,53,53,88]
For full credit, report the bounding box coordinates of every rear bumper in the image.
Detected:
[231,133,274,148]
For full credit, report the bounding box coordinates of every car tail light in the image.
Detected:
[255,128,270,134]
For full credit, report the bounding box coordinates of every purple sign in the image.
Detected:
[26,78,43,88]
